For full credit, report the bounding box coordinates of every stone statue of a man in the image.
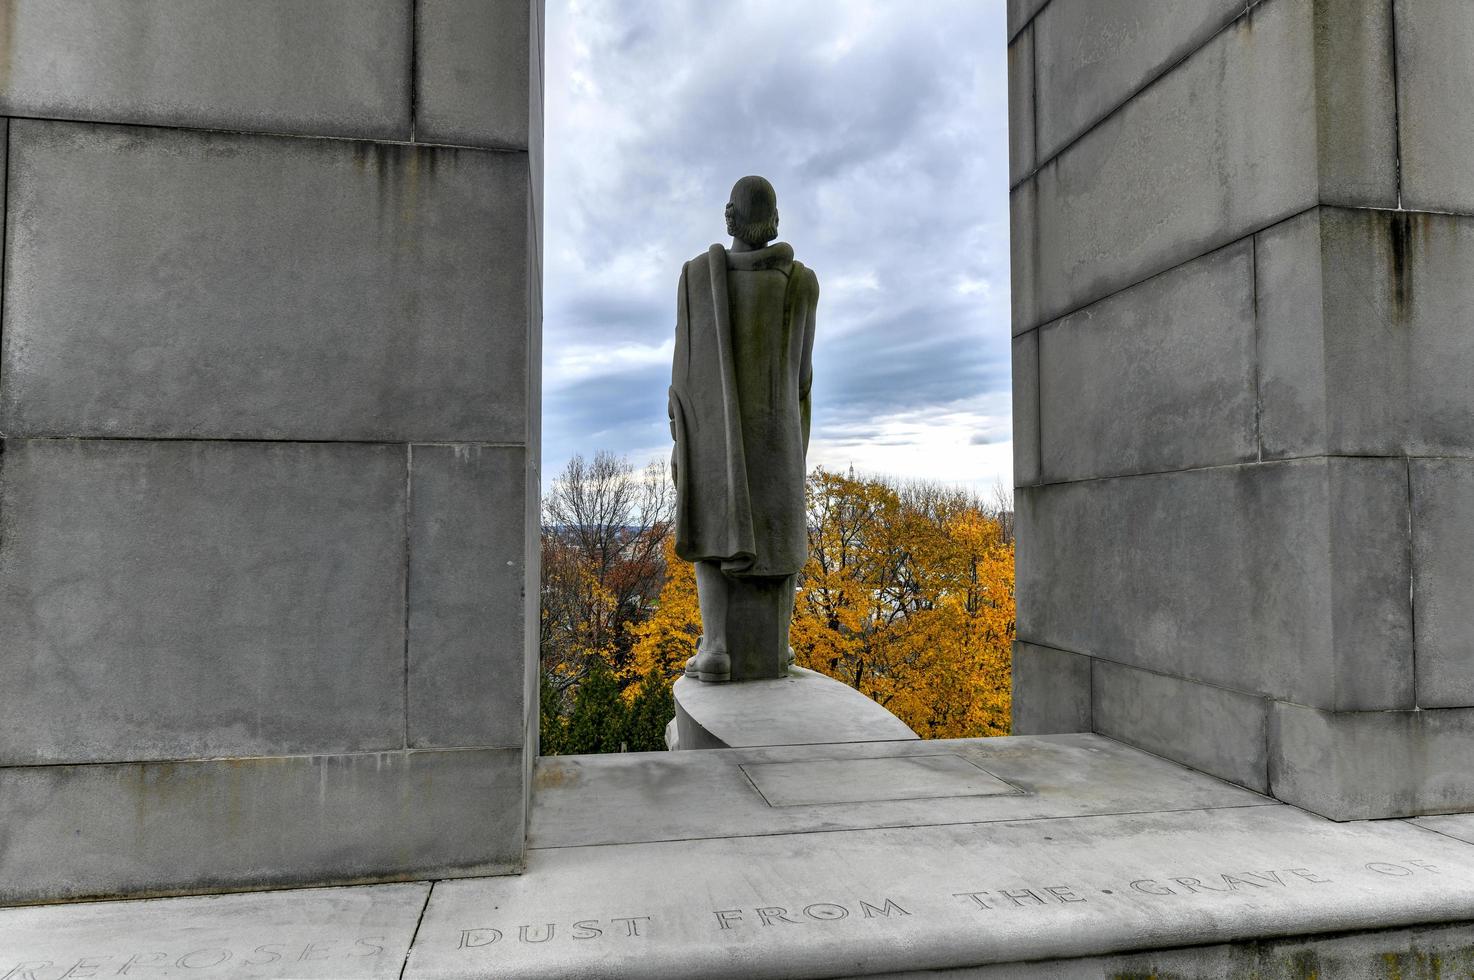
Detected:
[668,176,819,683]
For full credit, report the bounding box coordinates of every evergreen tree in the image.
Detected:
[562,658,627,754]
[539,669,567,756]
[623,669,676,752]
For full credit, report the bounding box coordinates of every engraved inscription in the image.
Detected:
[1365,860,1440,877]
[951,884,1086,910]
[1,938,387,980]
[713,898,909,931]
[441,855,1456,954]
[458,916,653,949]
[1123,867,1331,897]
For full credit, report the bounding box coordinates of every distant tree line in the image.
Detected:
[539,451,1016,754]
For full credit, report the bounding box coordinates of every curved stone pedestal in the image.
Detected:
[667,666,919,750]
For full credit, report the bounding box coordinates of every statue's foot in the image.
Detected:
[684,641,730,683]
[786,646,796,669]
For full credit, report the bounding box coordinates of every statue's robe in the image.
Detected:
[669,242,819,577]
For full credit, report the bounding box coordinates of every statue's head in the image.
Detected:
[725,175,779,247]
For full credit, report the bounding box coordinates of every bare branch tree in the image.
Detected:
[540,452,675,705]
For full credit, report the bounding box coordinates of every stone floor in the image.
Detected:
[4,734,1474,978]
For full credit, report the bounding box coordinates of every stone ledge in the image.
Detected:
[6,736,1474,978]
[868,922,1474,979]
[0,884,429,978]
[1269,701,1474,820]
[410,806,1474,978]
[0,748,525,905]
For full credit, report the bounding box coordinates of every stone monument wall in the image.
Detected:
[0,0,544,902]
[1010,0,1474,820]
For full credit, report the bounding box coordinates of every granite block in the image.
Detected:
[0,439,406,765]
[1009,180,1039,335]
[1037,240,1257,482]
[1032,0,1244,162]
[1015,458,1411,711]
[1257,207,1474,458]
[3,120,529,443]
[1019,0,1317,329]
[1323,454,1416,710]
[1310,0,1399,208]
[1010,328,1040,488]
[1254,209,1331,458]
[1270,702,1474,821]
[528,0,546,263]
[0,0,412,139]
[522,453,543,776]
[1412,459,1474,708]
[1018,0,1396,331]
[1395,0,1474,213]
[416,0,532,148]
[408,446,529,749]
[0,748,524,904]
[1320,208,1474,457]
[1007,26,1035,185]
[1092,660,1269,793]
[1009,643,1090,735]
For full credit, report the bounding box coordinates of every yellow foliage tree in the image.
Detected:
[630,468,1016,738]
[793,470,1014,738]
[626,536,700,697]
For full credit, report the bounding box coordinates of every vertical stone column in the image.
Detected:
[1009,0,1474,819]
[0,0,543,901]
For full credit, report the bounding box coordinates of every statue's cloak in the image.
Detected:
[669,242,818,577]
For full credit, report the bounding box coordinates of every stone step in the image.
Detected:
[4,735,1474,979]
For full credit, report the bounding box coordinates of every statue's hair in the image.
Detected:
[725,201,779,246]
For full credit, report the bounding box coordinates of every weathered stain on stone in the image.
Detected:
[1236,0,1259,40]
[0,0,14,94]
[534,761,577,789]
[351,138,403,205]
[348,139,459,228]
[1283,946,1321,978]
[400,145,421,225]
[1388,209,1417,318]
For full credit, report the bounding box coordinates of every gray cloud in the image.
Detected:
[543,0,1011,488]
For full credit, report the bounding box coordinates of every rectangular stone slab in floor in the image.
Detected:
[1415,812,1474,846]
[0,883,429,978]
[406,805,1474,979]
[530,734,1274,848]
[741,754,1019,806]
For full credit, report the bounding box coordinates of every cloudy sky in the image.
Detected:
[542,0,1012,493]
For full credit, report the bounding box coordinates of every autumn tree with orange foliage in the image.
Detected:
[540,452,675,753]
[627,468,1016,739]
[626,536,700,686]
